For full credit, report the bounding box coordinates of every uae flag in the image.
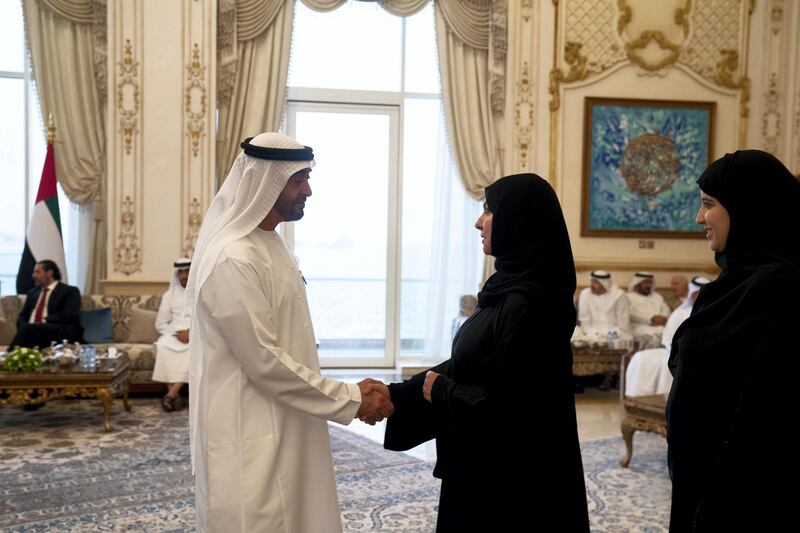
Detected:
[16,142,67,294]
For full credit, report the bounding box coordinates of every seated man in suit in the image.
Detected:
[10,259,83,348]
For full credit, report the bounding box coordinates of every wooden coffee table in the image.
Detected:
[572,344,629,389]
[0,354,131,432]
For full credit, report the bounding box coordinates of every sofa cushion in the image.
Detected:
[80,307,114,343]
[0,295,24,345]
[127,307,159,343]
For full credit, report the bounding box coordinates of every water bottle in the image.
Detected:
[81,345,97,371]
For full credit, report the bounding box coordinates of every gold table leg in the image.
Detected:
[97,388,114,432]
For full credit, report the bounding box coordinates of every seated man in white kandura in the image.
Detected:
[574,270,631,345]
[626,271,671,348]
[625,276,710,397]
[152,258,192,412]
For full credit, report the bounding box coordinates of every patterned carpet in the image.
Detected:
[0,398,670,532]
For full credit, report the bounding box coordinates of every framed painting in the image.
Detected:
[581,97,715,238]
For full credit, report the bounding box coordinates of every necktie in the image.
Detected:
[33,287,50,323]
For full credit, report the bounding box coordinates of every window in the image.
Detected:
[0,2,74,295]
[285,2,481,367]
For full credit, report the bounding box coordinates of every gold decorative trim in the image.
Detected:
[715,50,751,117]
[770,0,784,35]
[515,62,534,168]
[99,280,170,296]
[185,43,207,157]
[617,0,690,72]
[182,197,202,258]
[761,73,781,154]
[548,41,589,112]
[116,39,140,156]
[574,260,720,274]
[522,0,534,22]
[113,195,142,275]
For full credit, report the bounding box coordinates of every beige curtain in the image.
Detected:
[434,0,506,201]
[22,0,107,293]
[216,0,294,181]
[301,0,427,16]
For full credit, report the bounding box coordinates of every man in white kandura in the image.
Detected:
[152,258,192,412]
[626,271,671,348]
[625,276,710,397]
[577,270,630,335]
[187,132,393,533]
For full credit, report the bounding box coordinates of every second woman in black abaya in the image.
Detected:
[383,173,590,532]
[667,150,800,532]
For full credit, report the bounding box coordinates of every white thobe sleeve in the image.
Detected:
[203,258,361,425]
[615,294,631,332]
[156,291,176,335]
[577,289,591,326]
[657,295,671,318]
[627,294,651,325]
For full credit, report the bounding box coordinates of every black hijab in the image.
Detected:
[696,149,800,272]
[477,173,576,318]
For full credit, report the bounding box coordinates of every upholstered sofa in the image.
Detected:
[0,294,164,391]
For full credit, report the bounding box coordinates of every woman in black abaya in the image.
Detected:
[667,150,800,532]
[381,173,590,532]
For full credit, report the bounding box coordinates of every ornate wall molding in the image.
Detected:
[522,0,533,22]
[515,62,534,168]
[182,197,202,258]
[550,0,752,113]
[761,72,781,153]
[116,39,140,156]
[113,196,142,275]
[185,43,208,157]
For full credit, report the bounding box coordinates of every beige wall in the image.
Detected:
[102,0,799,292]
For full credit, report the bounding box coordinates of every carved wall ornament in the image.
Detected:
[185,43,208,157]
[549,41,590,111]
[114,195,142,275]
[761,73,781,154]
[515,62,534,168]
[714,49,751,117]
[770,0,784,35]
[617,0,690,72]
[116,39,140,156]
[522,0,534,22]
[183,197,202,258]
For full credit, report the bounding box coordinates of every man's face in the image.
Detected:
[31,263,53,287]
[273,169,312,222]
[636,279,653,295]
[177,268,190,288]
[590,279,607,295]
[671,276,688,298]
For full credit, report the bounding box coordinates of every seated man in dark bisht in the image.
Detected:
[11,259,83,348]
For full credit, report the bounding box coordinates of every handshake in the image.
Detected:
[355,378,394,425]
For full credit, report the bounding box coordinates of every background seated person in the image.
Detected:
[669,274,689,311]
[625,276,710,397]
[10,259,83,348]
[626,272,671,348]
[451,294,477,341]
[152,258,192,412]
[573,270,631,346]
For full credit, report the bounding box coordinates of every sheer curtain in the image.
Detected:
[423,113,481,359]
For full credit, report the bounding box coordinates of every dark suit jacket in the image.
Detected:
[17,282,83,340]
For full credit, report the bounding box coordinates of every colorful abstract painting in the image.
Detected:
[581,98,715,237]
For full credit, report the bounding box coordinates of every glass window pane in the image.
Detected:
[404,3,440,93]
[289,2,402,91]
[0,1,25,73]
[0,77,26,294]
[292,110,390,360]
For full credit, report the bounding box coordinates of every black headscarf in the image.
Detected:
[696,149,800,272]
[667,151,800,531]
[477,173,576,318]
